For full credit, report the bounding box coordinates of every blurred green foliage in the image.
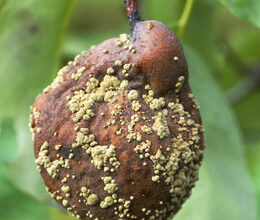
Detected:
[0,167,50,220]
[0,0,259,220]
[220,0,260,28]
[0,0,76,119]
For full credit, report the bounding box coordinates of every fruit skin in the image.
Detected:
[30,19,204,220]
[132,20,188,96]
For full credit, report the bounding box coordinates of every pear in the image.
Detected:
[30,1,204,219]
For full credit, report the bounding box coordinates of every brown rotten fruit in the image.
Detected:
[29,1,204,219]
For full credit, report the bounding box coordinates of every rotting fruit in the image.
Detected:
[29,0,204,219]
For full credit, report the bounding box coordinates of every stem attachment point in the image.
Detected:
[124,0,141,32]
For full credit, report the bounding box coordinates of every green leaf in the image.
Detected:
[143,0,182,24]
[5,113,53,203]
[183,1,218,63]
[50,208,77,220]
[64,28,127,58]
[0,0,77,120]
[70,0,126,33]
[227,25,260,63]
[247,140,260,213]
[0,0,5,10]
[175,46,257,220]
[220,0,260,28]
[234,91,260,131]
[0,119,17,163]
[0,167,50,220]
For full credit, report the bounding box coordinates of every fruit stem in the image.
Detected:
[177,0,194,40]
[124,0,141,32]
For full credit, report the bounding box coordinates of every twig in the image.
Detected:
[124,0,142,32]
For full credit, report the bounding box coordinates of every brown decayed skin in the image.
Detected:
[30,21,204,220]
[132,21,188,96]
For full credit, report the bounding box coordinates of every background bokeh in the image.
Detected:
[0,0,259,219]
